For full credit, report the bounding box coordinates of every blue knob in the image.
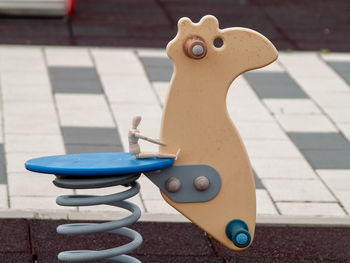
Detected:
[225,219,251,248]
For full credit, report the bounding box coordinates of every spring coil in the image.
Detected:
[54,175,143,262]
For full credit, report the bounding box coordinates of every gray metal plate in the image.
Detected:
[144,164,221,203]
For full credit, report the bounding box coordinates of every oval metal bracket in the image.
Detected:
[144,164,221,203]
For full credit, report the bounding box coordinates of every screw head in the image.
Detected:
[165,177,181,193]
[194,176,210,191]
[192,44,204,57]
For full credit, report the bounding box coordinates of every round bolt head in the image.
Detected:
[236,233,249,245]
[165,177,181,193]
[192,44,204,57]
[194,176,210,191]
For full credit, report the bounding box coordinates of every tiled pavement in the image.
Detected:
[0,46,350,222]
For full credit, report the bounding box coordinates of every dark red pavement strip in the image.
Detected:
[38,254,224,263]
[1,219,350,262]
[0,254,32,263]
[30,220,217,262]
[0,219,31,254]
[212,225,350,262]
[0,0,349,51]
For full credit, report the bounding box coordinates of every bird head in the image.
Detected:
[167,15,278,82]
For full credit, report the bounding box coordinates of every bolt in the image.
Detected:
[194,176,210,191]
[192,44,204,57]
[165,177,181,193]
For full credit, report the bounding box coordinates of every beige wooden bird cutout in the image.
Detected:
[156,15,278,250]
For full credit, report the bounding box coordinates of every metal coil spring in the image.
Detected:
[53,175,143,262]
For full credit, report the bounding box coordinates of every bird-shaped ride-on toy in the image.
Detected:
[25,15,278,262]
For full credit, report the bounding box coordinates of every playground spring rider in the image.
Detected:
[25,15,278,262]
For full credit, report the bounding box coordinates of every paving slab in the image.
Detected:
[244,72,308,99]
[326,61,350,85]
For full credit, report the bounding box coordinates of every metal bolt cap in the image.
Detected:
[192,44,204,57]
[165,177,181,193]
[194,176,210,191]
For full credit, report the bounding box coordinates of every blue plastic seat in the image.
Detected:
[25,152,174,176]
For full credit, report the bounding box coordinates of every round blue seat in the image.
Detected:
[25,152,174,176]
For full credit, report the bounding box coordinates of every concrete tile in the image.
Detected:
[48,66,103,94]
[138,175,163,200]
[256,189,278,215]
[137,48,168,58]
[310,91,350,108]
[324,108,350,122]
[0,145,7,184]
[326,61,350,84]
[48,67,99,80]
[45,47,93,67]
[144,199,179,214]
[244,72,308,99]
[65,144,123,154]
[229,75,263,106]
[251,158,317,179]
[262,179,336,202]
[140,56,173,82]
[1,84,53,103]
[338,123,350,141]
[139,56,172,68]
[100,74,158,104]
[227,103,275,122]
[4,115,61,135]
[3,101,56,116]
[295,76,349,93]
[8,172,73,197]
[3,102,59,134]
[275,114,338,132]
[321,53,350,62]
[302,149,350,169]
[0,72,50,87]
[0,46,42,58]
[317,169,350,213]
[235,121,288,140]
[5,134,65,154]
[50,78,103,94]
[276,202,345,216]
[92,48,145,75]
[254,60,284,72]
[7,152,61,173]
[279,53,336,78]
[263,99,321,114]
[55,94,115,127]
[288,132,350,150]
[10,196,74,210]
[152,81,170,106]
[244,139,303,158]
[143,67,173,82]
[253,170,264,189]
[0,57,46,73]
[61,126,122,145]
[0,184,8,208]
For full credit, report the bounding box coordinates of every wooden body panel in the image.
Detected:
[159,15,278,250]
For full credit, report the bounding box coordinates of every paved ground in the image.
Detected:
[0,0,350,51]
[0,45,349,223]
[0,219,349,263]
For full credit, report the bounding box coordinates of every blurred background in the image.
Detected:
[0,0,349,51]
